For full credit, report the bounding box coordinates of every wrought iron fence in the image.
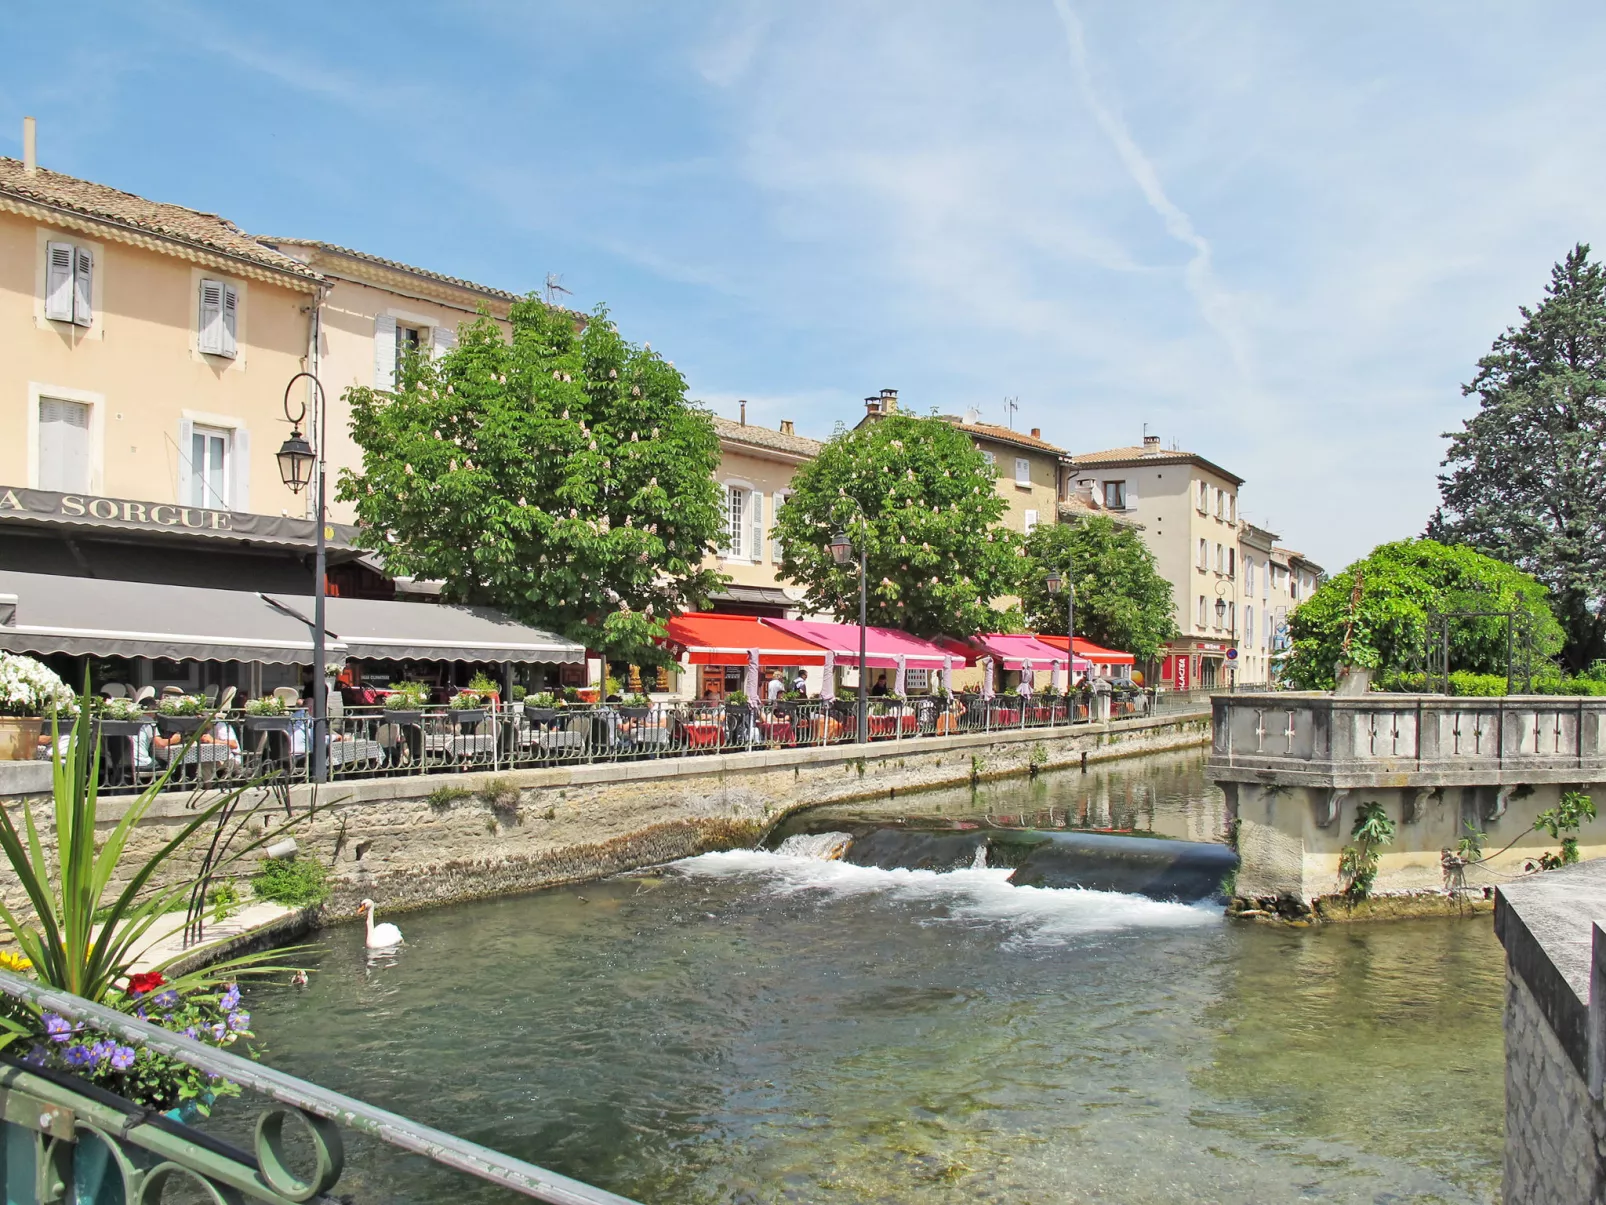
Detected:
[73,688,1178,795]
[0,970,636,1204]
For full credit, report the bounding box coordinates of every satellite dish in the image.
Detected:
[961,407,981,426]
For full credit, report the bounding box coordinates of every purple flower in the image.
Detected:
[220,985,241,1012]
[209,1022,226,1042]
[134,1007,147,1020]
[182,1026,198,1040]
[227,1010,250,1032]
[154,990,179,1010]
[89,1040,114,1062]
[21,1044,47,1067]
[109,1045,136,1071]
[43,1014,72,1043]
[63,1044,95,1069]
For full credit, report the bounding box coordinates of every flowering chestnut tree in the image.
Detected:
[772,414,1017,637]
[338,300,726,665]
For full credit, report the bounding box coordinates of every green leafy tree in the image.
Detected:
[1018,517,1178,660]
[1282,539,1563,690]
[772,414,1017,636]
[1430,244,1606,671]
[338,300,725,665]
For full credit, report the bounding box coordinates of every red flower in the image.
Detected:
[127,972,166,995]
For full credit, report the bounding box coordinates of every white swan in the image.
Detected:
[359,899,403,948]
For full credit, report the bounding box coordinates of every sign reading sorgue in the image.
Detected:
[0,485,354,546]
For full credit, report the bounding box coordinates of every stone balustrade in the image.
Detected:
[1210,692,1606,788]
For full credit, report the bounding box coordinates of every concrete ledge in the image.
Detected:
[0,760,50,798]
[1495,858,1606,1078]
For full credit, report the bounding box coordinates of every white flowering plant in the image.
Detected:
[0,652,74,718]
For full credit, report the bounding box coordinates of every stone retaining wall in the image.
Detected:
[0,711,1209,920]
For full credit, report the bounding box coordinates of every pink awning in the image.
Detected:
[971,633,1091,674]
[760,618,951,669]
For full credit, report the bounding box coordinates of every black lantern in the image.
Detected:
[1044,568,1063,595]
[276,427,315,495]
[829,529,854,566]
[1215,596,1228,625]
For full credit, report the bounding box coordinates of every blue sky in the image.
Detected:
[7,1,1606,569]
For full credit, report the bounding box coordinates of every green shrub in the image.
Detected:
[511,685,527,702]
[208,880,242,922]
[467,671,499,694]
[252,857,330,908]
[1447,671,1507,697]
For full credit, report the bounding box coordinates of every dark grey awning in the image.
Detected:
[0,570,334,665]
[709,585,795,608]
[264,595,585,664]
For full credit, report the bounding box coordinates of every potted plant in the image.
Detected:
[241,695,294,732]
[155,693,209,736]
[0,652,73,761]
[448,689,486,725]
[96,696,153,739]
[382,681,430,727]
[526,691,558,725]
[618,693,653,720]
[726,690,751,709]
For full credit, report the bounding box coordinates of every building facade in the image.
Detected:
[1069,435,1246,690]
[707,410,821,617]
[0,154,321,522]
[1235,520,1279,685]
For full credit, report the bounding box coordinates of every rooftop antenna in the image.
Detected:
[1002,396,1019,430]
[543,273,573,306]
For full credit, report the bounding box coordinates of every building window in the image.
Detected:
[1197,481,1208,512]
[1014,457,1031,487]
[1215,543,1224,572]
[722,486,746,558]
[37,398,91,491]
[396,324,424,382]
[1197,596,1207,628]
[190,426,232,509]
[1226,493,1235,522]
[981,450,996,469]
[1245,605,1254,646]
[771,492,788,563]
[1244,558,1254,594]
[906,668,930,692]
[1197,539,1207,569]
[197,279,239,358]
[1228,602,1236,634]
[1227,547,1236,577]
[45,241,93,327]
[1103,480,1126,509]
[1024,509,1038,534]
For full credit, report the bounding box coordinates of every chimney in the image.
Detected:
[1143,434,1161,450]
[865,395,882,417]
[780,419,795,436]
[739,399,747,426]
[1030,427,1041,439]
[22,117,37,176]
[879,388,898,414]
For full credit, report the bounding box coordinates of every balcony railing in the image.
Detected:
[0,969,635,1204]
[66,690,1168,795]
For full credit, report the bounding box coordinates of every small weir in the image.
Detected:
[768,823,1237,903]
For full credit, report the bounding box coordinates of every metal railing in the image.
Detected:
[69,689,1177,794]
[0,969,636,1204]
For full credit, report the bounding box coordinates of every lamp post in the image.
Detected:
[276,372,329,783]
[829,524,869,746]
[1214,579,1235,690]
[1045,563,1074,683]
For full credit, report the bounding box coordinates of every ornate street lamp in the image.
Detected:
[1215,596,1227,627]
[278,372,330,783]
[828,522,869,745]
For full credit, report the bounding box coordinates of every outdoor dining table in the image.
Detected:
[680,721,724,749]
[756,718,795,744]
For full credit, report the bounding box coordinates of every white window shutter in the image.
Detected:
[71,247,93,327]
[230,426,250,510]
[718,487,733,555]
[771,494,786,563]
[198,279,224,355]
[177,418,195,502]
[374,315,397,388]
[431,323,456,359]
[1024,509,1038,534]
[1015,457,1030,485]
[221,284,239,358]
[750,491,764,562]
[45,242,74,321]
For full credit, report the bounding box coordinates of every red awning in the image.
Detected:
[1036,634,1136,666]
[663,613,828,666]
[969,633,1091,674]
[762,618,952,669]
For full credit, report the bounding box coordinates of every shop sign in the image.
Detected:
[0,484,353,546]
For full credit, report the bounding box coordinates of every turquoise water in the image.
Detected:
[224,752,1504,1204]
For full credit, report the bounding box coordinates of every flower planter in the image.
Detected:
[448,709,487,726]
[526,708,556,725]
[0,717,42,761]
[242,716,296,733]
[618,706,650,720]
[383,710,423,727]
[96,719,153,739]
[156,715,208,736]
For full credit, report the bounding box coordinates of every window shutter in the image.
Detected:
[198,279,224,355]
[220,284,239,358]
[1024,509,1038,534]
[72,247,93,327]
[177,418,195,502]
[45,242,74,321]
[718,487,733,555]
[1015,457,1030,485]
[431,323,456,359]
[750,491,764,562]
[230,426,250,510]
[373,315,397,388]
[771,494,786,563]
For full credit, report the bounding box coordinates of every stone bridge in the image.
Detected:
[1207,693,1606,903]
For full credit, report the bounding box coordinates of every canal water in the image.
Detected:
[228,750,1505,1204]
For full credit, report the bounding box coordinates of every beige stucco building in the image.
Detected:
[1070,436,1246,689]
[0,154,321,520]
[255,239,518,522]
[707,409,821,615]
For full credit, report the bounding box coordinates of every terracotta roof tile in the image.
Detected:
[256,238,520,301]
[939,417,1067,455]
[0,159,319,281]
[712,416,822,458]
[1071,444,1244,486]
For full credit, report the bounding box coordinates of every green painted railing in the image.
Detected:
[0,971,637,1204]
